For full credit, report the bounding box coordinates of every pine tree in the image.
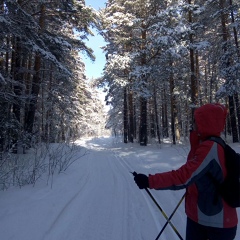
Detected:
[99,0,240,144]
[0,0,99,149]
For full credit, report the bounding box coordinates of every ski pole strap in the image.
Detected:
[155,192,185,240]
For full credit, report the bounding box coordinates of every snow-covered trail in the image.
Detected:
[43,150,137,240]
[0,137,239,240]
[64,137,186,240]
[0,137,186,240]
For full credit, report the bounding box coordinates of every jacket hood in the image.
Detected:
[194,103,227,138]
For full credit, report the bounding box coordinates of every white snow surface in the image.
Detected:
[0,136,239,240]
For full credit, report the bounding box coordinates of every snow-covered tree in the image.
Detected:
[0,0,103,150]
[99,0,240,144]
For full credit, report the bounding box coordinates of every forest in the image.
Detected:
[0,1,109,149]
[1,0,240,149]
[98,0,240,145]
[0,0,108,188]
[0,0,239,187]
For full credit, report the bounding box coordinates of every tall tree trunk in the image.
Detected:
[5,37,9,73]
[228,95,238,141]
[44,64,54,142]
[229,0,239,57]
[139,19,148,146]
[128,87,134,143]
[0,0,8,149]
[139,96,147,146]
[209,63,216,103]
[188,0,198,119]
[133,104,137,140]
[123,87,128,143]
[139,26,147,146]
[153,82,161,144]
[149,99,155,139]
[162,88,169,138]
[12,37,22,123]
[219,0,238,142]
[195,51,201,105]
[234,94,240,140]
[24,53,41,133]
[24,4,45,134]
[229,0,240,140]
[170,60,176,144]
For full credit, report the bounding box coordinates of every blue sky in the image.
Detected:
[86,0,106,10]
[82,0,107,80]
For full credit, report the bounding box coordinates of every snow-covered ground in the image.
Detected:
[0,136,239,240]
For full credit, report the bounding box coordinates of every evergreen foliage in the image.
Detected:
[0,0,107,151]
[98,0,240,145]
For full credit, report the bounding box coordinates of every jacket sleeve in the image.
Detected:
[149,141,214,190]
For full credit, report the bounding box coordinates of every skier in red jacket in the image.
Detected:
[134,103,238,240]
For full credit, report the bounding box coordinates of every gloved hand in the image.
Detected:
[134,173,149,189]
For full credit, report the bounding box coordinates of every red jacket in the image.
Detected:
[149,103,238,228]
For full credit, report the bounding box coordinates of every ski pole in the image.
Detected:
[132,172,184,240]
[155,192,185,240]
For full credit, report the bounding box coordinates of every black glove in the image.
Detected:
[134,173,149,189]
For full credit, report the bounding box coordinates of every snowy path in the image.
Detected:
[43,148,142,240]
[0,137,239,240]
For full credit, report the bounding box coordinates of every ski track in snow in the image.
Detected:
[108,142,186,240]
[0,137,239,240]
[42,141,148,240]
[115,152,162,234]
[43,172,91,239]
[41,139,183,240]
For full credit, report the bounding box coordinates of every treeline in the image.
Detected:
[0,0,107,153]
[98,0,240,145]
